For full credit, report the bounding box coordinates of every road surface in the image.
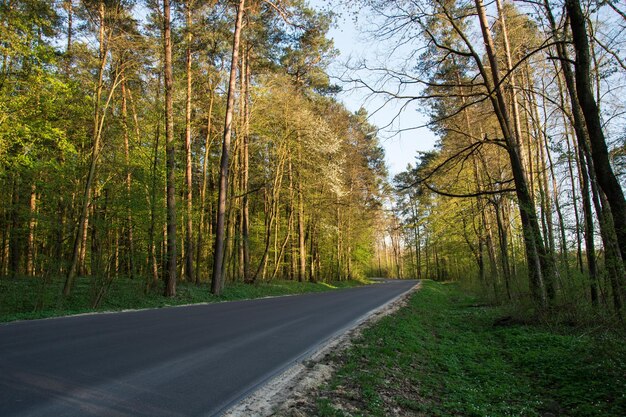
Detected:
[0,279,417,417]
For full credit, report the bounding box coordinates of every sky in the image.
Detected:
[135,1,437,177]
[308,1,438,177]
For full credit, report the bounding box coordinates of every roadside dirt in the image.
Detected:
[223,281,421,417]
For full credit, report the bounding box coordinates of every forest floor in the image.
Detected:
[0,277,366,323]
[284,280,626,417]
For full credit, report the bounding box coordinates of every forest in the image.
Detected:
[0,0,389,312]
[363,0,625,319]
[0,0,625,322]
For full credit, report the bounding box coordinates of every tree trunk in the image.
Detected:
[242,46,251,283]
[532,77,558,298]
[309,220,317,282]
[565,0,626,261]
[271,204,292,280]
[196,88,215,284]
[582,138,624,311]
[55,197,66,275]
[184,0,194,283]
[64,2,107,295]
[494,200,512,300]
[495,0,526,172]
[212,0,245,295]
[254,148,285,282]
[546,0,623,307]
[576,132,599,306]
[147,72,162,291]
[297,146,306,282]
[288,157,296,280]
[26,184,36,276]
[545,114,570,279]
[1,190,9,276]
[544,5,584,273]
[475,0,552,306]
[410,202,421,279]
[163,0,177,297]
[121,74,135,279]
[9,181,21,277]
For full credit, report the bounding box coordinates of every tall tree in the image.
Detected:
[212,0,245,295]
[64,1,111,295]
[184,0,195,283]
[565,0,626,261]
[163,0,177,297]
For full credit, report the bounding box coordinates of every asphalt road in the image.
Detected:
[0,279,417,417]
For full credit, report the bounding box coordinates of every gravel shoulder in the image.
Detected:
[223,281,422,417]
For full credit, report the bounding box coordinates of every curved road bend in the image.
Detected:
[0,279,417,417]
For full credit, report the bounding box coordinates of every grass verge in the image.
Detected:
[0,277,366,323]
[311,280,625,417]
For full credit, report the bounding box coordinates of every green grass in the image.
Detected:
[0,276,367,323]
[313,280,626,417]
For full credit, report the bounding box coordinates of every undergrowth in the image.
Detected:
[313,280,625,417]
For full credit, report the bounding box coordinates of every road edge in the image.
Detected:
[1,280,376,326]
[221,280,422,417]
